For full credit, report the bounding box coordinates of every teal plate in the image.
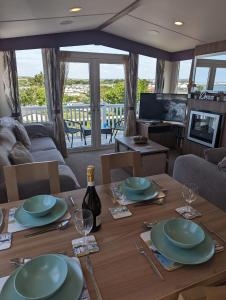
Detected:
[119,181,159,202]
[151,220,215,265]
[0,255,84,300]
[15,198,67,228]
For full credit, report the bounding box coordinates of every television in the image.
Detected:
[139,93,187,122]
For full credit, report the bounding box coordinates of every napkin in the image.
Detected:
[7,208,71,233]
[72,235,99,257]
[0,257,90,300]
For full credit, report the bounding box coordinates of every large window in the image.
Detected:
[16,49,47,122]
[177,60,192,93]
[137,55,156,100]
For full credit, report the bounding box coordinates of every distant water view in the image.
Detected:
[213,84,226,92]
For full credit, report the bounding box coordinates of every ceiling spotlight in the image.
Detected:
[174,21,184,26]
[60,20,73,25]
[148,30,159,35]
[69,7,82,12]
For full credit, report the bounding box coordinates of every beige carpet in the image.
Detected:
[66,147,179,188]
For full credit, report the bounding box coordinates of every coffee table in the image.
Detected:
[115,136,169,176]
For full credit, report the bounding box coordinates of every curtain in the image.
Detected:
[155,59,165,93]
[170,61,180,93]
[2,51,21,119]
[42,48,67,158]
[124,52,139,136]
[59,61,69,102]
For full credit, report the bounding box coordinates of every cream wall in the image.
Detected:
[0,52,11,117]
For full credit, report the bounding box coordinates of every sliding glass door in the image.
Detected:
[60,51,128,150]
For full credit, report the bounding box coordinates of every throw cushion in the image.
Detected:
[13,122,31,150]
[218,157,226,173]
[204,147,226,165]
[0,145,11,182]
[9,142,33,165]
[0,126,17,151]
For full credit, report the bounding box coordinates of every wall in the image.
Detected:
[0,53,11,117]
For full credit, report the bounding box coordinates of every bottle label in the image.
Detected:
[88,181,95,187]
[96,214,101,227]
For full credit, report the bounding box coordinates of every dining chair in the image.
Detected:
[100,151,142,184]
[3,161,60,202]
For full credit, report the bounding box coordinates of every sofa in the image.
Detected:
[0,117,80,203]
[173,148,226,212]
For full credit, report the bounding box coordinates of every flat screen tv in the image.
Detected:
[139,93,187,122]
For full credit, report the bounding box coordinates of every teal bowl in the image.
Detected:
[14,254,68,300]
[124,177,151,193]
[163,218,205,249]
[23,195,57,217]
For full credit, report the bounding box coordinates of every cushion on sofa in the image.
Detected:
[32,149,65,165]
[204,147,226,164]
[0,126,17,151]
[13,122,31,150]
[30,137,56,153]
[9,142,33,165]
[218,157,226,173]
[0,145,11,182]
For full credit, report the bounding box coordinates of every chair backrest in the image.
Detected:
[100,151,142,184]
[3,161,60,202]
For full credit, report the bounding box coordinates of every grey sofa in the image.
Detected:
[173,148,226,212]
[0,117,80,203]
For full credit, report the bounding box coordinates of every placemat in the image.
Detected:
[72,235,99,257]
[0,257,90,300]
[7,208,71,233]
[140,231,224,271]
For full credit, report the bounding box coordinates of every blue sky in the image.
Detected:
[15,45,226,83]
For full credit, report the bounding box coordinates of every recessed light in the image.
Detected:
[60,20,73,25]
[69,7,82,12]
[148,30,159,35]
[174,21,184,26]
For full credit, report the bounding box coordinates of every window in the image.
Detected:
[16,49,47,123]
[177,60,192,93]
[194,67,210,91]
[213,68,226,92]
[60,45,128,55]
[137,55,156,100]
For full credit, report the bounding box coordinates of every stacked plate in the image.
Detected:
[119,177,160,202]
[15,195,67,228]
[0,254,84,300]
[151,218,215,264]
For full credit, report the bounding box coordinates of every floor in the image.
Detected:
[65,131,124,149]
[66,146,180,188]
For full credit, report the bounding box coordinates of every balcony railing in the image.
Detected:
[21,103,125,127]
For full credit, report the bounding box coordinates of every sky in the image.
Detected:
[15,45,226,82]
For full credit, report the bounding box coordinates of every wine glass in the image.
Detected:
[74,209,93,255]
[182,183,198,212]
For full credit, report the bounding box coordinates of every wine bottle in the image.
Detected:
[82,165,102,232]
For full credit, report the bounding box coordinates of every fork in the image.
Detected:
[135,239,164,281]
[85,256,103,300]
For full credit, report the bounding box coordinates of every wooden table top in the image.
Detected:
[1,174,226,300]
[115,136,169,155]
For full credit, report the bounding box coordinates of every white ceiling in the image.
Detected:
[0,0,226,52]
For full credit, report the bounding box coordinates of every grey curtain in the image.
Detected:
[155,59,165,93]
[42,48,67,158]
[124,52,139,136]
[60,61,69,102]
[2,51,21,119]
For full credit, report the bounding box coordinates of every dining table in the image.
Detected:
[1,173,226,300]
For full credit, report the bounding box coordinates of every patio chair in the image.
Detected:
[64,120,83,148]
[111,118,125,142]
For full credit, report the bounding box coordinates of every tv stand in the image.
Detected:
[136,119,185,149]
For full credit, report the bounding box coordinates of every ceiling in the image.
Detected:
[0,0,226,52]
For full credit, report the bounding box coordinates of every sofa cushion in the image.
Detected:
[0,145,11,183]
[30,137,56,153]
[9,142,33,165]
[218,157,226,173]
[204,147,226,164]
[58,165,80,190]
[32,149,65,165]
[14,122,31,150]
[0,126,17,151]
